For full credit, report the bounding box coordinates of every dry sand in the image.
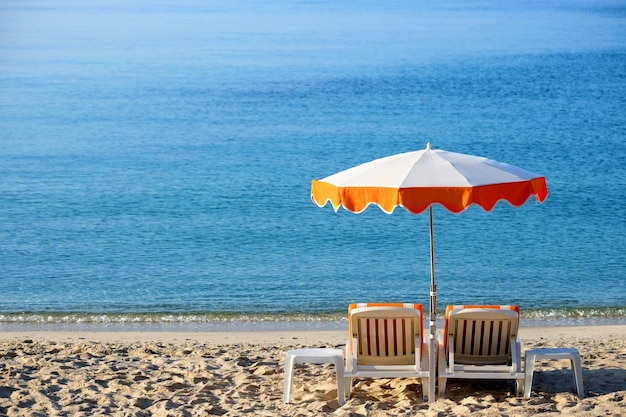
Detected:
[0,325,624,416]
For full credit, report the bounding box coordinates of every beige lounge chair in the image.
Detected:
[344,303,431,401]
[437,305,524,396]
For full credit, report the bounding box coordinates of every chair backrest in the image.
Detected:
[348,303,423,366]
[443,305,520,365]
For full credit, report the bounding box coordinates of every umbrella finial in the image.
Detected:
[426,142,432,150]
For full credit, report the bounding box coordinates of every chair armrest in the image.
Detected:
[511,337,522,373]
[420,335,430,372]
[345,338,357,372]
[437,332,447,371]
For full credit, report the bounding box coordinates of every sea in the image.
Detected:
[1,0,625,332]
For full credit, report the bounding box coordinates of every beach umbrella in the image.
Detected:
[310,142,548,403]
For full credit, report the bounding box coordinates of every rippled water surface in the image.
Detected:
[1,0,625,328]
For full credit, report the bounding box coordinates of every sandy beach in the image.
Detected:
[1,325,624,416]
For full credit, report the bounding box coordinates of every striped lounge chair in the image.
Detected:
[344,303,430,401]
[437,305,525,396]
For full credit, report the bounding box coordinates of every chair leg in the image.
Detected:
[343,377,353,400]
[524,352,536,399]
[570,357,585,399]
[438,377,447,395]
[283,354,296,403]
[421,377,429,401]
[515,378,524,396]
[333,362,345,406]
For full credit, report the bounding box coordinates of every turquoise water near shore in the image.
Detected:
[1,0,625,329]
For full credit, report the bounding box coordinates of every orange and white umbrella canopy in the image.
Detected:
[310,142,547,403]
[311,142,548,214]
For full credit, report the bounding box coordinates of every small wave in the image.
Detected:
[521,306,626,320]
[0,311,346,324]
[1,307,624,325]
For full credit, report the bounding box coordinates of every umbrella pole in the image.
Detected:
[428,206,437,403]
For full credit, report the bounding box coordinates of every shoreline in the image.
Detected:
[1,315,625,334]
[2,324,625,344]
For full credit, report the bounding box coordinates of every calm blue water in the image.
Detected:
[1,0,625,330]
